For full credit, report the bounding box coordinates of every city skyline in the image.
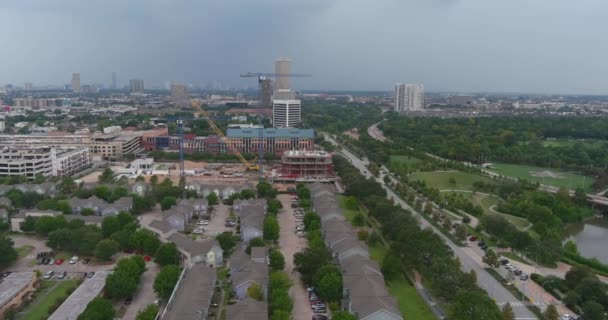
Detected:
[1,1,608,94]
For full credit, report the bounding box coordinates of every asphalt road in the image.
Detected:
[323,133,538,320]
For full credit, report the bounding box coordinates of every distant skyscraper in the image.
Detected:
[24,83,33,91]
[261,79,273,108]
[275,58,291,91]
[111,72,117,89]
[171,83,188,107]
[130,79,144,94]
[394,83,424,112]
[272,99,301,128]
[71,73,81,93]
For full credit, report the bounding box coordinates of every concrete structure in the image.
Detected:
[13,98,56,108]
[170,83,188,107]
[185,181,253,200]
[394,83,424,112]
[160,264,217,320]
[130,79,144,95]
[260,78,273,108]
[0,146,88,179]
[274,58,291,90]
[0,272,36,316]
[280,150,333,180]
[111,72,117,89]
[310,184,402,320]
[48,271,110,320]
[272,99,301,128]
[71,73,80,93]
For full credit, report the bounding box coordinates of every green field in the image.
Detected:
[338,195,360,223]
[409,171,494,191]
[388,277,436,320]
[450,191,531,230]
[390,155,422,166]
[541,139,607,148]
[487,163,594,191]
[20,280,80,320]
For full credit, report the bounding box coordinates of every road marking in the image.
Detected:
[496,301,547,308]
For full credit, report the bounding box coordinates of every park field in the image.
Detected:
[409,171,494,191]
[486,163,594,191]
[390,155,422,166]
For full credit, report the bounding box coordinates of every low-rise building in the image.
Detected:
[160,264,217,320]
[70,196,132,216]
[226,297,268,320]
[166,233,223,267]
[48,271,110,320]
[0,146,89,179]
[229,249,268,300]
[0,272,36,316]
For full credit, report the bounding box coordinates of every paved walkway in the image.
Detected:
[122,262,161,320]
[276,194,313,320]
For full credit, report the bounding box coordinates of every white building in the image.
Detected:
[272,99,301,128]
[0,121,4,132]
[0,146,90,179]
[394,83,424,112]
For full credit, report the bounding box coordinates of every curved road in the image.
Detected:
[324,133,538,320]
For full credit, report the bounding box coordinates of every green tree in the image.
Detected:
[0,236,18,264]
[206,192,219,205]
[542,304,559,320]
[216,232,236,253]
[160,196,176,211]
[269,250,285,271]
[81,208,96,216]
[313,265,343,302]
[270,310,290,320]
[95,239,120,260]
[257,180,277,199]
[246,237,265,255]
[563,240,579,255]
[263,216,280,241]
[380,252,402,281]
[581,301,605,320]
[331,311,357,320]
[98,168,115,183]
[34,215,66,235]
[455,223,468,241]
[449,290,501,320]
[150,175,158,186]
[500,303,515,320]
[133,229,161,255]
[136,304,159,320]
[268,198,283,215]
[20,216,36,232]
[565,266,595,290]
[155,243,181,266]
[247,282,265,301]
[482,249,500,268]
[59,177,77,194]
[154,265,181,299]
[77,298,115,320]
[101,216,121,238]
[111,229,134,251]
[105,271,138,299]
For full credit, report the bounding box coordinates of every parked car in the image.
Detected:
[312,303,326,309]
[83,272,88,278]
[520,274,529,281]
[296,226,305,231]
[312,315,328,320]
[514,269,523,276]
[193,228,204,234]
[69,256,79,264]
[125,296,133,305]
[477,241,485,247]
[49,259,55,265]
[82,258,90,265]
[55,259,64,265]
[87,272,95,278]
[57,271,67,279]
[500,259,509,265]
[43,271,55,279]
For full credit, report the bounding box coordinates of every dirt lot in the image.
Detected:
[277,194,314,320]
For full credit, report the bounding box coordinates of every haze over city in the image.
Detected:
[2,0,608,94]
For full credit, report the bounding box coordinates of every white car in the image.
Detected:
[43,270,54,279]
[69,256,79,264]
[193,228,204,234]
[197,220,209,226]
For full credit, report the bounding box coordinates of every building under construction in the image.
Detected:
[277,150,334,182]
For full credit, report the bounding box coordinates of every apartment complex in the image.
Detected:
[71,73,80,93]
[130,79,144,94]
[272,99,301,128]
[394,83,424,112]
[13,98,57,108]
[0,146,90,179]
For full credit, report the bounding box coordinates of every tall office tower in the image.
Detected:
[111,72,117,89]
[260,79,273,108]
[275,58,291,90]
[171,83,188,107]
[71,73,81,93]
[272,99,301,128]
[130,79,144,94]
[24,83,33,91]
[394,83,424,113]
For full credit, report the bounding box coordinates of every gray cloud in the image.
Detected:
[1,0,607,94]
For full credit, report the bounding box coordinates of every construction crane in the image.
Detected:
[190,100,259,173]
[240,72,312,177]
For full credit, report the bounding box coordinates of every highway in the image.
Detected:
[323,133,538,320]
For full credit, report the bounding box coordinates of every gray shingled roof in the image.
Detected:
[161,264,217,320]
[167,233,220,258]
[231,260,268,288]
[226,297,268,320]
[149,219,176,235]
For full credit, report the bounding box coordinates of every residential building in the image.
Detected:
[394,83,424,112]
[260,78,273,108]
[11,210,61,232]
[52,147,90,176]
[111,72,117,89]
[185,181,253,200]
[0,121,4,132]
[166,233,223,267]
[0,272,36,316]
[48,272,110,320]
[226,298,268,320]
[70,196,132,216]
[130,79,144,95]
[170,83,188,107]
[233,199,267,242]
[229,249,269,300]
[272,98,301,128]
[274,58,291,90]
[13,98,56,108]
[160,264,217,320]
[71,73,80,93]
[0,146,85,179]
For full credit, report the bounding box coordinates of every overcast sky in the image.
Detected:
[1,0,607,94]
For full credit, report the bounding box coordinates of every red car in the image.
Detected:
[143,256,152,262]
[55,259,64,265]
[469,236,478,242]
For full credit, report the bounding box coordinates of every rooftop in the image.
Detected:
[0,272,35,309]
[226,127,314,139]
[226,297,268,320]
[161,264,217,320]
[48,271,110,320]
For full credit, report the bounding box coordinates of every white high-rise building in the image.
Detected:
[272,99,301,128]
[71,73,81,93]
[394,83,424,112]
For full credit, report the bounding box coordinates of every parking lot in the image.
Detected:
[200,204,233,236]
[277,194,315,320]
[122,261,161,319]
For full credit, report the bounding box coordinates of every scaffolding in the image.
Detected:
[280,150,334,180]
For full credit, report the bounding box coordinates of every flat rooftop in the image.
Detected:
[48,271,110,320]
[0,272,35,309]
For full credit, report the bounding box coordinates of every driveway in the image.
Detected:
[122,262,161,319]
[139,204,163,229]
[276,194,313,320]
[205,204,233,237]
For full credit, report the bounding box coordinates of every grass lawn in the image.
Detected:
[451,192,532,230]
[337,195,360,224]
[409,171,494,191]
[390,155,422,166]
[487,162,594,191]
[388,277,436,320]
[20,279,80,320]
